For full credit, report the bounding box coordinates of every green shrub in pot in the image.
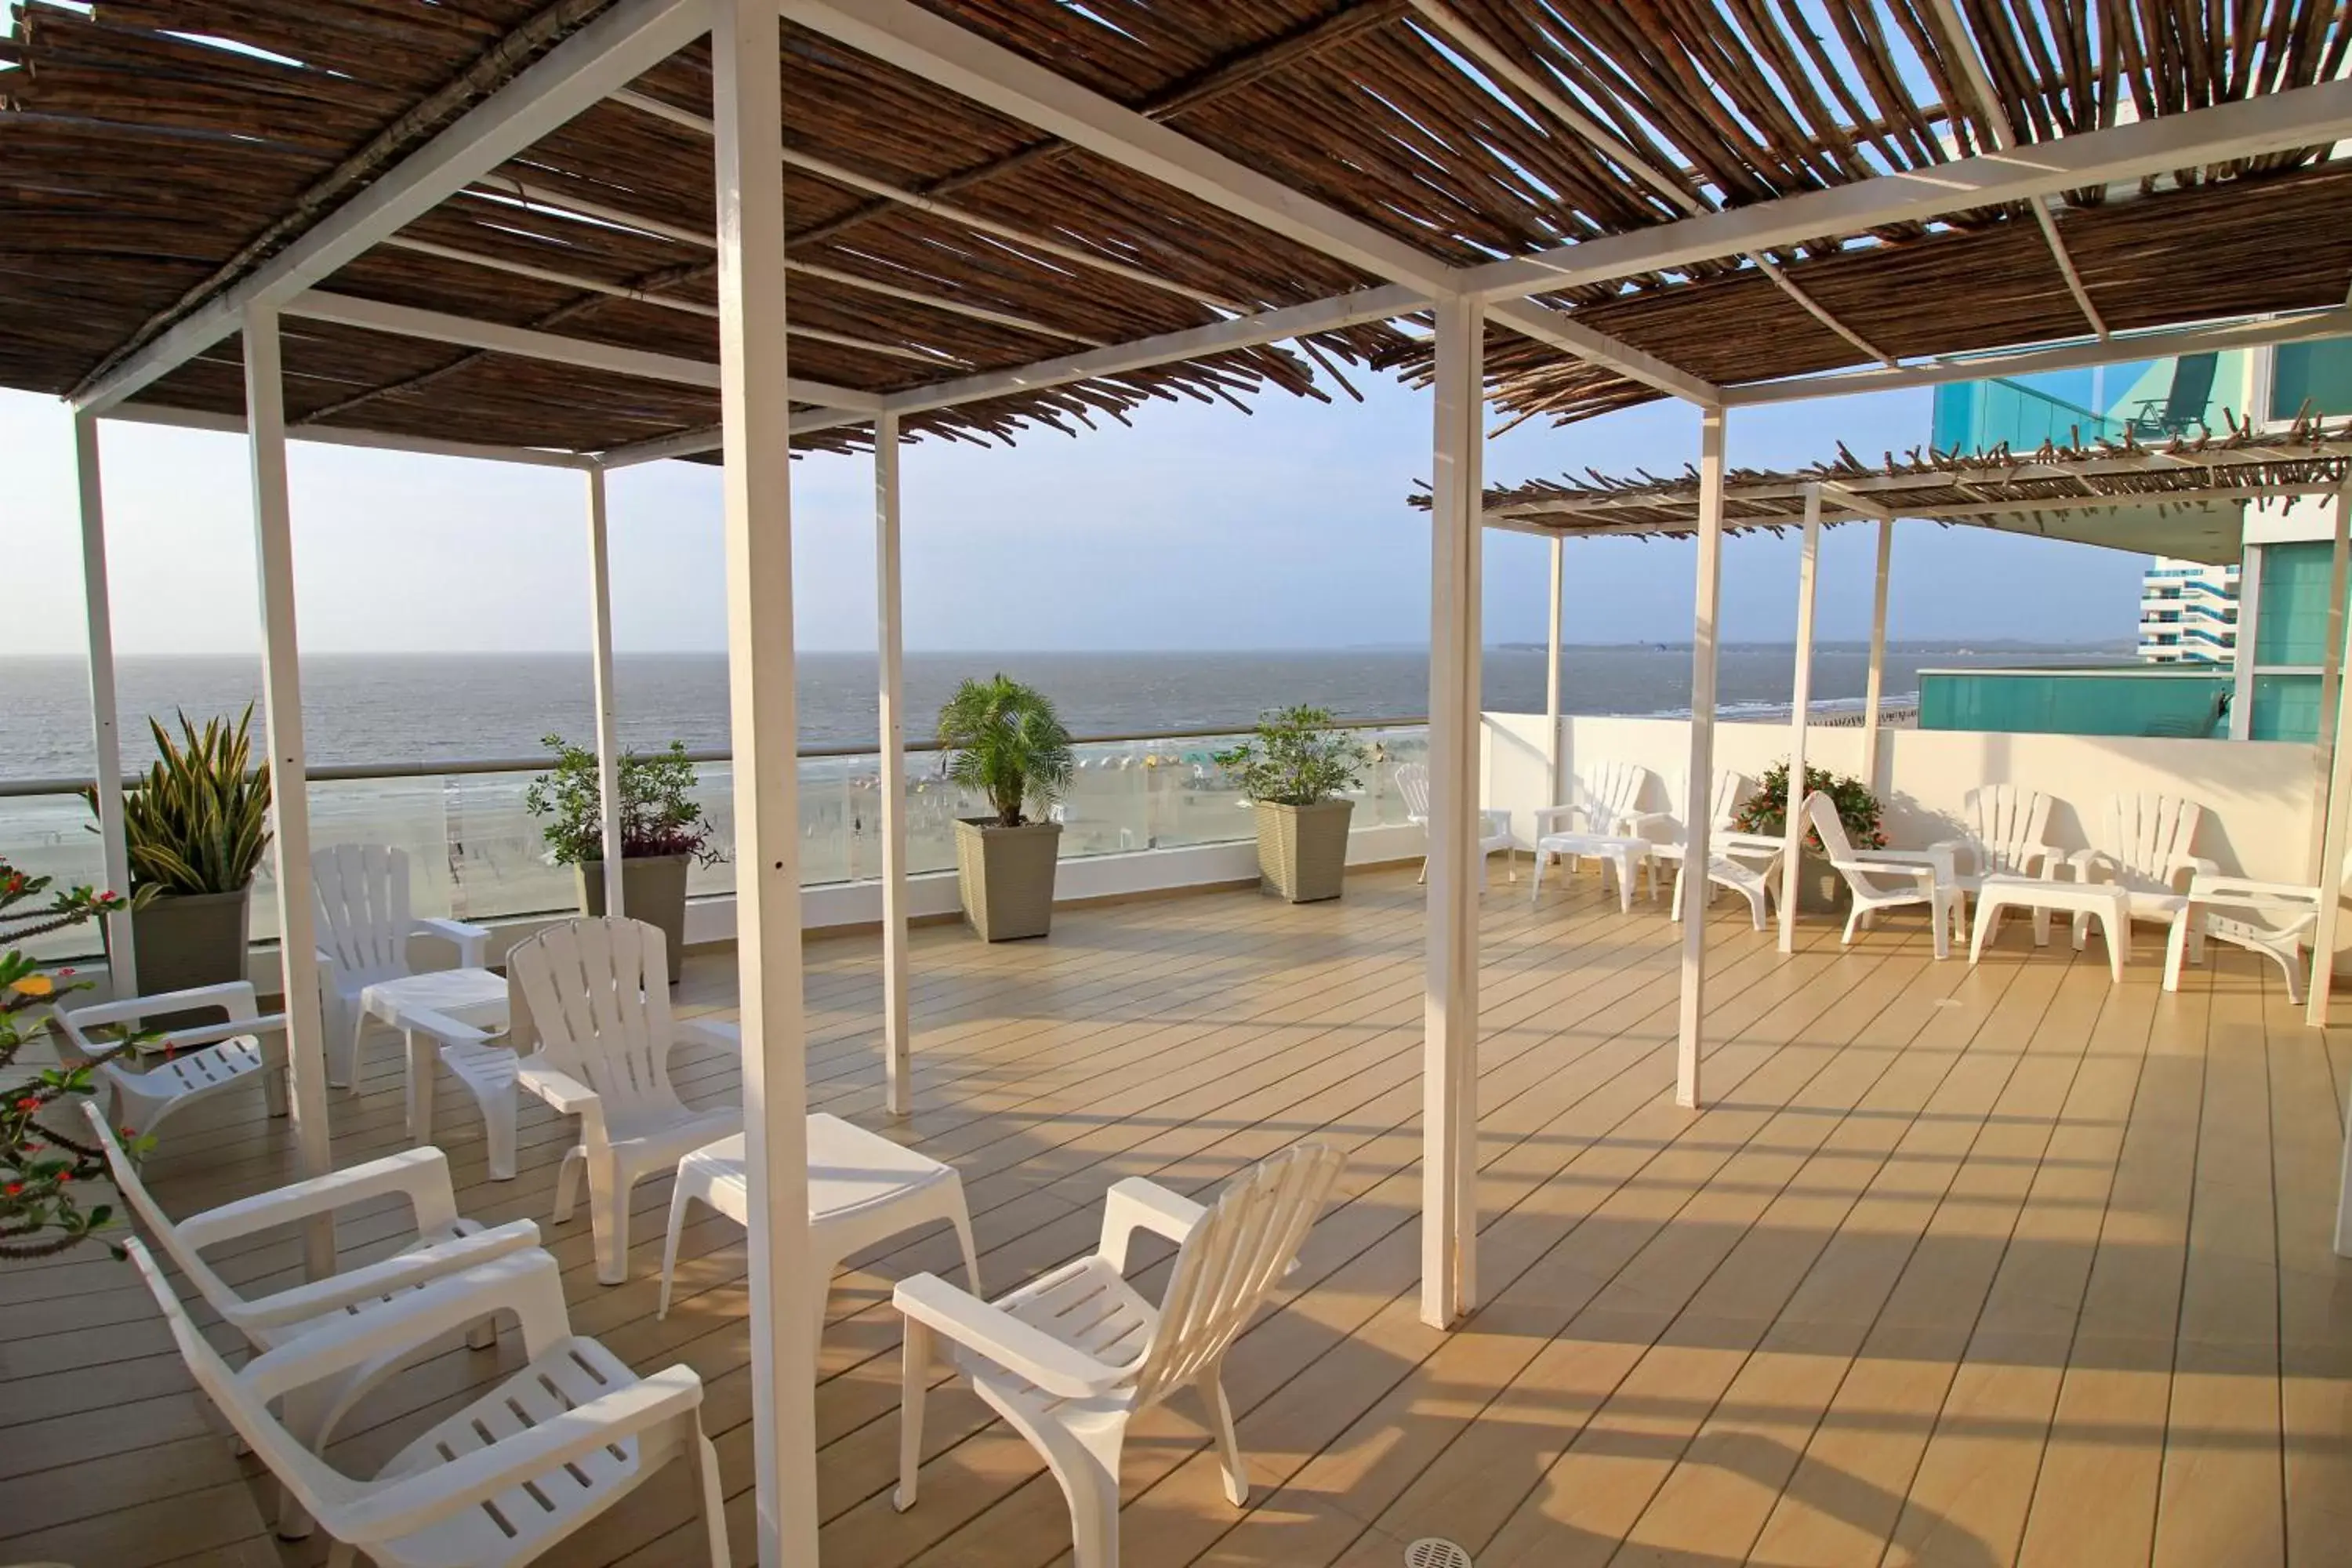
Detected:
[1214,706,1370,902]
[936,676,1073,941]
[526,735,720,977]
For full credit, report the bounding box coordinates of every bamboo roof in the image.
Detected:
[3,2,2350,458]
[1464,416,2352,564]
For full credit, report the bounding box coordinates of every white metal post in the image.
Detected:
[876,409,912,1116]
[244,304,336,1277]
[1421,294,1483,1329]
[1779,485,1821,955]
[1677,408,1729,1109]
[585,465,626,917]
[2310,593,2352,1031]
[73,412,137,996]
[713,0,818,1560]
[1861,517,1894,794]
[2317,487,2351,753]
[1545,533,1565,806]
[2231,545,2263,742]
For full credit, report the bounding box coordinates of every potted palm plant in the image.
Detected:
[1215,706,1369,903]
[938,676,1073,941]
[102,707,270,1000]
[1730,758,1886,913]
[525,735,720,974]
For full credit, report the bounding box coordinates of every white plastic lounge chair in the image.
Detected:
[892,1142,1345,1568]
[1804,792,1963,959]
[53,980,287,1142]
[2164,857,2350,1003]
[1395,762,1513,888]
[314,844,492,1091]
[123,1239,731,1568]
[85,1105,540,1534]
[507,918,741,1284]
[2070,794,2216,941]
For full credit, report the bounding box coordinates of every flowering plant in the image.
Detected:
[2,859,153,1261]
[1730,760,1887,851]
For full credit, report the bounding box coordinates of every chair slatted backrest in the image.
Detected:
[1674,771,1749,840]
[508,918,684,1123]
[1802,790,1860,866]
[1394,762,1432,821]
[313,844,413,981]
[1584,761,1651,829]
[2105,794,2204,888]
[122,1237,361,1523]
[1134,1143,1345,1408]
[82,1102,252,1330]
[1965,786,2052,875]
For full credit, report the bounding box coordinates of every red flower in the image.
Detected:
[13,1096,38,1112]
[119,1126,137,1139]
[3,1183,20,1198]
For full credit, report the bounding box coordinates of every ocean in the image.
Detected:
[2,644,2119,782]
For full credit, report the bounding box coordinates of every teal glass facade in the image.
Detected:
[1918,669,2230,738]
[1931,352,2251,452]
[2270,339,2352,421]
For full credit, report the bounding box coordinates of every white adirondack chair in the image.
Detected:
[1650,772,1784,931]
[1537,760,1667,841]
[2071,794,2216,931]
[892,1143,1346,1568]
[1395,762,1513,888]
[2164,856,2352,1004]
[1804,792,1964,959]
[85,1105,540,1534]
[507,918,742,1284]
[314,844,492,1091]
[123,1238,731,1568]
[52,980,288,1142]
[1929,786,2064,942]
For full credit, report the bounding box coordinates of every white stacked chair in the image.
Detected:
[53,980,287,1143]
[1650,771,1784,931]
[892,1143,1345,1568]
[314,844,492,1090]
[1930,786,2065,943]
[507,917,742,1284]
[1804,791,1964,958]
[1394,761,1514,888]
[2071,794,2216,942]
[122,1238,731,1568]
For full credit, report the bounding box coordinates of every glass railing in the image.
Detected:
[2,720,1429,960]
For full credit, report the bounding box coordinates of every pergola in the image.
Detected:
[10,3,2352,1559]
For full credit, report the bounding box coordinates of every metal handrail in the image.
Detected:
[0,714,1431,800]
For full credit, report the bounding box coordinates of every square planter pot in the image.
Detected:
[953,818,1062,941]
[118,887,251,1028]
[579,854,691,981]
[1252,798,1353,903]
[1794,846,1854,916]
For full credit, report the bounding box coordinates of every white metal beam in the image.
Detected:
[289,289,883,408]
[1679,406,1728,1109]
[2233,544,2264,742]
[713,1,818,1560]
[76,0,707,413]
[586,466,626,919]
[73,413,138,999]
[1490,299,1721,404]
[876,409,913,1118]
[1465,81,2352,304]
[111,400,596,467]
[1545,534,1564,806]
[1863,519,1894,793]
[1780,486,1820,956]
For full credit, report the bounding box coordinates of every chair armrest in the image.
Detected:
[1832,854,1935,886]
[892,1273,1127,1400]
[1530,804,1580,835]
[64,981,261,1033]
[1927,838,1978,878]
[2166,854,2220,891]
[176,1147,463,1252]
[340,1363,705,1544]
[1719,831,1788,857]
[390,1002,497,1047]
[1612,809,1672,837]
[515,1063,608,1148]
[149,1014,288,1053]
[412,917,492,968]
[2068,848,2114,882]
[1479,808,1512,837]
[232,1220,544,1335]
[2187,873,2327,914]
[1098,1177,1207,1272]
[676,1018,742,1054]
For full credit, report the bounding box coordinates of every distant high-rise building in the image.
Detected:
[2137,557,2240,664]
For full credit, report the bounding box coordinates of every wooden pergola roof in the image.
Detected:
[5,2,2352,461]
[1466,416,2352,564]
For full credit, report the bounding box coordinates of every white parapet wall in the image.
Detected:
[1484,711,2324,884]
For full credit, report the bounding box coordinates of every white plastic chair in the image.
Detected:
[314,844,492,1091]
[892,1143,1345,1568]
[1928,786,2063,942]
[122,1238,731,1568]
[2071,794,2216,934]
[1542,760,1666,839]
[1646,771,1783,930]
[85,1105,541,1534]
[1804,792,1963,959]
[2164,857,2351,1004]
[1395,762,1512,888]
[507,918,741,1284]
[52,980,288,1142]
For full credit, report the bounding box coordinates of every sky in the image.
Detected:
[4,374,2149,658]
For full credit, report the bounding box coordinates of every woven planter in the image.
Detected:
[1252,799,1353,903]
[953,818,1062,941]
[579,854,691,978]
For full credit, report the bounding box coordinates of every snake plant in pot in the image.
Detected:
[1214,706,1369,902]
[525,735,720,977]
[938,676,1073,941]
[99,707,272,1003]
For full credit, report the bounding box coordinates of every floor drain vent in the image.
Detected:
[1406,1540,1473,1568]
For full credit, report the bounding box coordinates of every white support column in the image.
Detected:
[1545,533,1565,805]
[875,410,912,1117]
[712,1,818,1560]
[244,304,336,1278]
[1421,294,1483,1330]
[2317,487,2351,757]
[73,413,137,995]
[1677,408,1729,1110]
[585,466,626,917]
[2310,584,2352,1033]
[2231,545,2263,742]
[1778,485,1821,955]
[1861,518,1894,795]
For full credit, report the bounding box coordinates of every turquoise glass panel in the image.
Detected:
[2250,673,2321,743]
[2256,541,2336,666]
[2270,339,2352,419]
[1918,670,2229,737]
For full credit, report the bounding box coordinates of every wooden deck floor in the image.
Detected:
[5,862,2349,1568]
